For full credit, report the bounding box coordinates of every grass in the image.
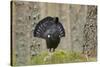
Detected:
[31,50,96,65]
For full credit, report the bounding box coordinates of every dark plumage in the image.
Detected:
[33,16,65,52]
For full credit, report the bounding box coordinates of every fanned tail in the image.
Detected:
[34,17,53,38]
[57,22,65,37]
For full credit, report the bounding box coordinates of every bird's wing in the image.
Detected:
[56,22,65,37]
[33,16,53,39]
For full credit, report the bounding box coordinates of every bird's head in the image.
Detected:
[53,17,59,24]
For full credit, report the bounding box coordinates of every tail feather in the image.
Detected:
[57,22,65,37]
[34,17,53,38]
[33,16,65,38]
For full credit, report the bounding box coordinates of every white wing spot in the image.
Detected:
[48,35,50,38]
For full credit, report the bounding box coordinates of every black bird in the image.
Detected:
[33,16,65,52]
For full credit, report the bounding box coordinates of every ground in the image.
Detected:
[31,50,96,65]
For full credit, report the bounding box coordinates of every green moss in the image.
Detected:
[31,50,96,65]
[31,51,48,65]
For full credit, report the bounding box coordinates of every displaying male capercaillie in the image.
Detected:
[33,16,65,52]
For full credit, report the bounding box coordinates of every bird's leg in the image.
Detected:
[49,48,53,56]
[50,48,52,52]
[49,48,51,52]
[53,49,55,52]
[51,48,55,52]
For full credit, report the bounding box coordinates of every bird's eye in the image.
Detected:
[48,35,50,38]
